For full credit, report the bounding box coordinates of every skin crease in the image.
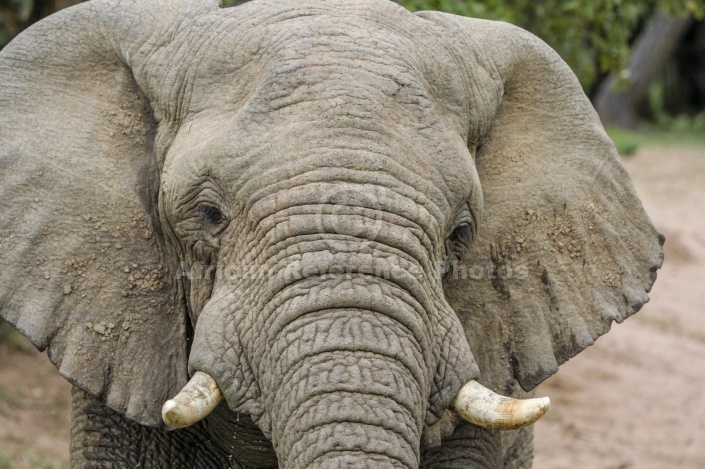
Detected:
[165,11,484,466]
[0,0,663,468]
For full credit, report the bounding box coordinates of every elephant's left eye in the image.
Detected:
[198,204,224,224]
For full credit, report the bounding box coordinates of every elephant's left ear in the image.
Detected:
[0,0,219,427]
[420,13,664,393]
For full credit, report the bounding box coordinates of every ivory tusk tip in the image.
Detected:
[453,380,551,430]
[161,371,223,429]
[526,397,551,425]
[162,399,187,428]
[539,396,550,411]
[162,399,188,429]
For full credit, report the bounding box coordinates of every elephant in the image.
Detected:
[0,0,664,467]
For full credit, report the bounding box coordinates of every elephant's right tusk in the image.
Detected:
[452,380,550,430]
[162,371,223,428]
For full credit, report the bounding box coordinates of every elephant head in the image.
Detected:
[0,0,663,467]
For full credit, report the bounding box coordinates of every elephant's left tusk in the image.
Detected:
[452,380,550,430]
[162,371,223,428]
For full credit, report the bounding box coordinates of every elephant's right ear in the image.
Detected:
[0,0,218,427]
[420,14,664,394]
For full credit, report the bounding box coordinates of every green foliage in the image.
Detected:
[648,81,705,132]
[221,0,250,6]
[0,452,12,469]
[1,0,701,92]
[398,0,701,91]
[606,120,705,153]
[606,126,641,156]
[607,75,705,152]
[0,320,34,354]
[0,0,85,49]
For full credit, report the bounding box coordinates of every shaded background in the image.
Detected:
[1,0,704,467]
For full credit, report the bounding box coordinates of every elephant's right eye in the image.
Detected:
[451,224,473,244]
[198,204,224,224]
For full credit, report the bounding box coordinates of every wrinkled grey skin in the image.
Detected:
[0,0,663,467]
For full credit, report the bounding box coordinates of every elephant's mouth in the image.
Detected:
[160,170,550,466]
[162,369,549,431]
[164,272,550,464]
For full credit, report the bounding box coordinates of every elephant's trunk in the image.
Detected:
[171,173,550,466]
[185,177,480,467]
[268,306,427,468]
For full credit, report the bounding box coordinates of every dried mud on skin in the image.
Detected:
[535,147,705,469]
[1,147,704,468]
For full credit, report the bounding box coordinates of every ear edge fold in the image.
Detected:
[0,1,200,427]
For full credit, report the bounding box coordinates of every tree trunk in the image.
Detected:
[593,10,693,129]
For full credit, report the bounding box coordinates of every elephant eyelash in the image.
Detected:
[451,224,473,244]
[450,202,477,245]
[450,224,473,253]
[198,204,225,224]
[444,222,474,275]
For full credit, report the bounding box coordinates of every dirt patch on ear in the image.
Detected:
[534,147,705,469]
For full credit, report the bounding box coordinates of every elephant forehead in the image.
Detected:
[160,1,480,214]
[174,1,423,111]
[181,13,425,114]
[165,121,473,219]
